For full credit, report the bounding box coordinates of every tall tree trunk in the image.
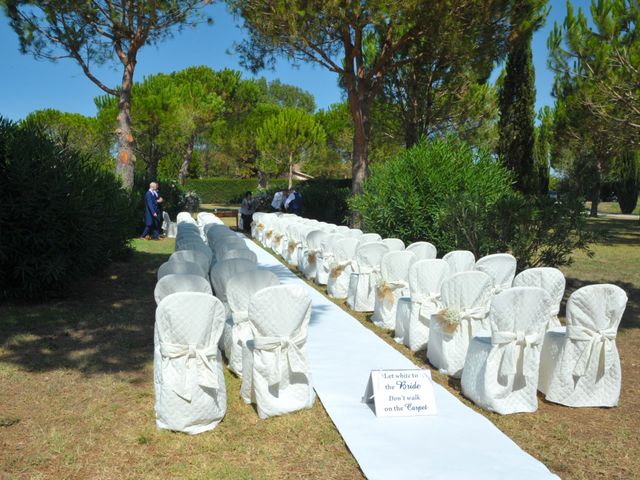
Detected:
[115,59,136,188]
[347,89,372,227]
[178,134,195,186]
[288,153,294,189]
[590,161,602,217]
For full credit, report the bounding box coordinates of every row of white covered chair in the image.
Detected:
[153,212,315,433]
[251,211,628,414]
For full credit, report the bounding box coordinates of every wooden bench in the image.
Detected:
[213,208,239,229]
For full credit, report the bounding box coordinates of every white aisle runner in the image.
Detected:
[244,239,558,480]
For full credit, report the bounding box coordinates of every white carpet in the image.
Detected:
[244,238,558,480]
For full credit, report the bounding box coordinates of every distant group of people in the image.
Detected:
[271,187,302,215]
[239,187,303,234]
[140,181,164,240]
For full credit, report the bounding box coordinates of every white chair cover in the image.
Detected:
[154,274,212,305]
[154,292,227,434]
[157,260,207,281]
[461,287,550,414]
[251,212,266,239]
[284,224,303,267]
[316,233,344,285]
[357,233,382,246]
[176,212,197,224]
[405,241,437,260]
[475,253,517,294]
[538,284,627,407]
[162,211,177,238]
[327,237,359,299]
[240,285,315,418]
[382,238,405,251]
[395,259,449,351]
[346,228,364,238]
[513,267,566,329]
[427,271,492,377]
[346,242,389,312]
[209,258,257,303]
[222,270,280,376]
[443,250,476,275]
[371,251,415,329]
[169,249,210,270]
[218,248,258,263]
[299,230,327,280]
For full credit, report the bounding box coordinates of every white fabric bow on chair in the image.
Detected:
[491,330,542,380]
[567,325,617,378]
[412,292,442,316]
[253,329,308,387]
[231,310,251,350]
[160,342,219,401]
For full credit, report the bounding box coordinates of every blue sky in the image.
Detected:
[0,1,591,121]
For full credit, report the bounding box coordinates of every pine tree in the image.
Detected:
[498,0,548,194]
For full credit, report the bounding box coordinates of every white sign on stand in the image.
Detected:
[363,369,437,417]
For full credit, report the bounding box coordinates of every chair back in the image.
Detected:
[357,233,382,246]
[406,241,437,260]
[249,285,312,337]
[475,253,517,292]
[382,238,405,251]
[218,248,258,263]
[381,251,415,282]
[154,274,212,305]
[443,250,476,275]
[227,270,280,317]
[409,259,450,301]
[157,260,206,281]
[566,284,627,332]
[513,267,566,317]
[209,258,257,301]
[169,249,210,269]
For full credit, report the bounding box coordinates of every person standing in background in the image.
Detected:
[240,191,256,233]
[141,182,161,240]
[271,188,286,212]
[284,188,302,215]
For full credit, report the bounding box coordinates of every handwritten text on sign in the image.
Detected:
[363,369,437,417]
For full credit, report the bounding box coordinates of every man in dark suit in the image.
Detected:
[141,182,161,240]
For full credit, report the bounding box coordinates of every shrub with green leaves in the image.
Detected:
[134,175,186,219]
[0,118,136,300]
[350,137,514,250]
[350,137,593,269]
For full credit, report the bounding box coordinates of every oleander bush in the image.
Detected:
[350,137,593,268]
[0,118,136,300]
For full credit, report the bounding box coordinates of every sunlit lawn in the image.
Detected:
[1,217,638,479]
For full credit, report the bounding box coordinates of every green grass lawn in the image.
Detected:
[589,201,640,216]
[1,217,639,479]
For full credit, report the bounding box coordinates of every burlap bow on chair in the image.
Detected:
[273,233,284,247]
[288,239,298,254]
[434,306,486,335]
[265,229,273,239]
[376,280,406,305]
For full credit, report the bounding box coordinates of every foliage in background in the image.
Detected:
[351,137,593,269]
[0,118,135,300]
[185,177,290,204]
[3,0,211,188]
[498,0,548,194]
[256,108,326,188]
[298,179,351,225]
[23,109,113,168]
[614,150,639,214]
[350,137,514,249]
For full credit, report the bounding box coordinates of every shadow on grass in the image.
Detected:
[0,249,170,375]
[589,218,640,247]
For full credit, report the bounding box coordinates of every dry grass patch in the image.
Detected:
[0,238,361,480]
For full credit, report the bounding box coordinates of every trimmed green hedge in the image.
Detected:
[185,177,291,204]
